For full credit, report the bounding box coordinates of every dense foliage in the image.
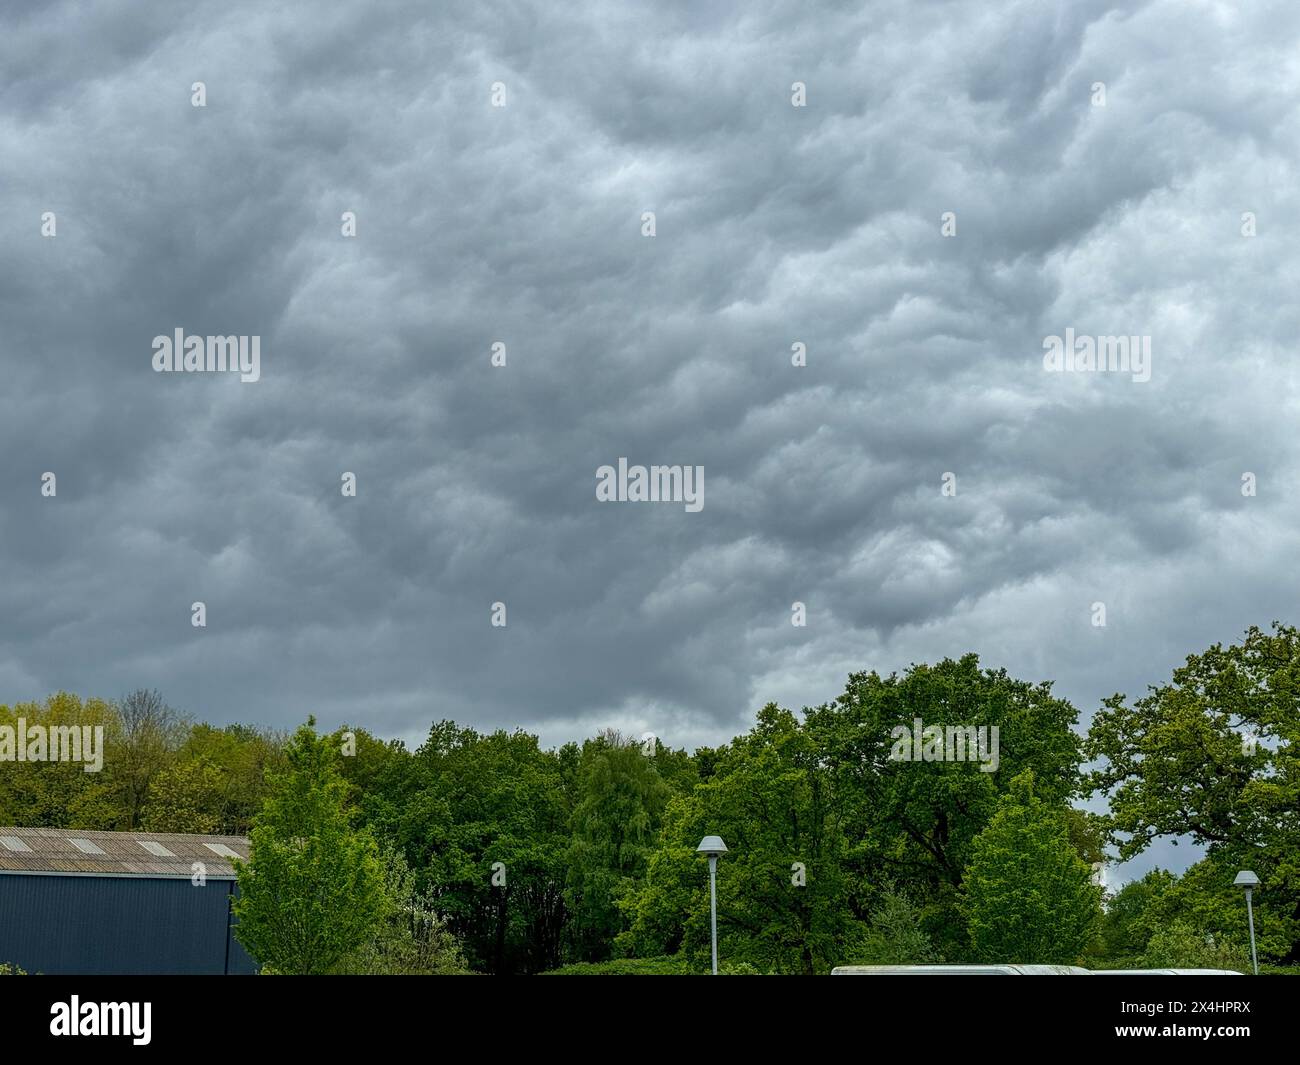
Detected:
[3,622,1297,973]
[232,720,389,974]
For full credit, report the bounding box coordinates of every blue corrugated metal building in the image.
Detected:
[0,826,257,974]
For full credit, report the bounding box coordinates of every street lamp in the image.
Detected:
[1233,870,1260,975]
[697,836,728,975]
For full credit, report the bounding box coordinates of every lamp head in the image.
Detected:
[696,835,728,858]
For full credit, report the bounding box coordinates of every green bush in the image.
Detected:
[540,955,690,975]
[848,883,941,965]
[334,847,470,975]
[1138,922,1251,972]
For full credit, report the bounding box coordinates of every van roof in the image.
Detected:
[831,964,1091,975]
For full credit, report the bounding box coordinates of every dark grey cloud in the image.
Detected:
[3,0,1299,882]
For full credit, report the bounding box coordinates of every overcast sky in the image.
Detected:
[3,0,1298,883]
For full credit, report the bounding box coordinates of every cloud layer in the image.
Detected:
[4,0,1299,879]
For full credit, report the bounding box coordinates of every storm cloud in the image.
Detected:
[3,0,1299,882]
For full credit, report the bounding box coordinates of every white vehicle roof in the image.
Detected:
[831,964,1243,975]
[1090,969,1243,975]
[831,964,1090,975]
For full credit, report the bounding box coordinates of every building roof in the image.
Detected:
[0,827,249,880]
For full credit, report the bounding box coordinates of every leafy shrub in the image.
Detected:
[540,955,689,975]
[850,883,942,965]
[1138,922,1251,972]
[335,846,469,975]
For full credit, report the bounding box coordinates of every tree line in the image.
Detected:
[1,623,1296,974]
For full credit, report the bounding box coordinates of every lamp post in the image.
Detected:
[1233,870,1260,975]
[696,836,728,975]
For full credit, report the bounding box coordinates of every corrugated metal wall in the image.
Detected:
[0,874,257,974]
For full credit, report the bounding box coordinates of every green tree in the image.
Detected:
[1063,806,1106,866]
[0,693,122,829]
[232,718,388,974]
[853,883,942,965]
[961,771,1102,964]
[1149,855,1291,961]
[804,655,1085,957]
[1100,869,1177,962]
[396,722,571,974]
[646,737,700,796]
[1086,623,1300,960]
[178,723,287,834]
[614,794,700,960]
[139,757,224,834]
[332,725,414,841]
[338,846,468,975]
[564,731,670,961]
[113,689,189,829]
[622,705,867,974]
[1139,922,1251,972]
